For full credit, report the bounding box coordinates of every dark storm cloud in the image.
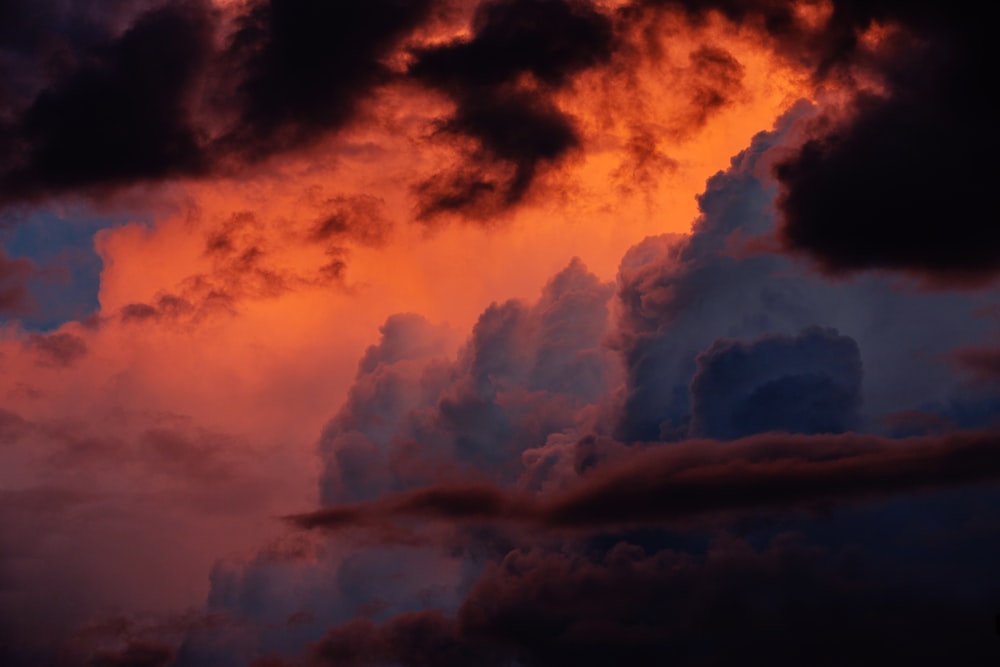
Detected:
[769,5,998,284]
[409,0,615,219]
[290,430,1000,534]
[0,0,216,203]
[611,1,998,285]
[0,0,437,207]
[299,523,1000,667]
[216,0,435,159]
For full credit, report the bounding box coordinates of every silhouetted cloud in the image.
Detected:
[0,0,216,203]
[770,5,997,284]
[216,0,435,159]
[409,0,615,218]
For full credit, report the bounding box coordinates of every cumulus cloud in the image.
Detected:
[689,327,862,439]
[318,258,616,504]
[610,110,1000,442]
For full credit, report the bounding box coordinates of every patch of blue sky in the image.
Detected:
[0,209,149,331]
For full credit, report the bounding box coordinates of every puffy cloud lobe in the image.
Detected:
[318,259,615,504]
[610,109,1000,442]
[689,326,862,439]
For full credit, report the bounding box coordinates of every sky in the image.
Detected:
[0,0,998,665]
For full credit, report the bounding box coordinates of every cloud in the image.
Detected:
[215,0,435,159]
[0,0,438,208]
[291,430,1000,535]
[6,5,999,663]
[408,0,615,218]
[317,258,615,504]
[27,331,88,367]
[769,5,998,284]
[950,344,1000,383]
[86,641,175,667]
[609,107,1000,442]
[689,326,862,439]
[0,0,216,203]
[0,247,36,315]
[0,408,30,446]
[298,525,1000,667]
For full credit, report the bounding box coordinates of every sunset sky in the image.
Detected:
[1,1,998,665]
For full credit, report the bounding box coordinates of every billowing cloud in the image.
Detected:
[689,327,862,439]
[2,1,997,666]
[317,257,617,504]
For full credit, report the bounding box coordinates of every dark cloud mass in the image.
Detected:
[771,5,999,283]
[0,0,215,202]
[409,0,616,218]
[217,0,435,158]
[0,0,436,206]
[0,0,617,216]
